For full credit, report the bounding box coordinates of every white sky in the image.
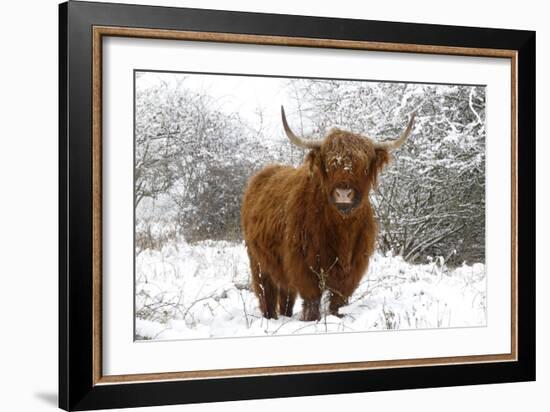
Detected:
[136,71,483,145]
[136,71,299,142]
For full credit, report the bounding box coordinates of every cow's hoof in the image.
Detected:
[329,310,345,318]
[263,311,278,320]
[301,308,321,322]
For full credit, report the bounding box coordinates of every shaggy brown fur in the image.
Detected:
[241,129,391,321]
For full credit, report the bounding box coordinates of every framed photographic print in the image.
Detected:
[59,1,535,410]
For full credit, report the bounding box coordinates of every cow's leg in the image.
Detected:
[328,273,362,317]
[328,292,349,318]
[286,254,323,321]
[278,288,297,317]
[299,281,322,321]
[248,254,279,319]
[301,297,321,321]
[251,264,279,319]
[259,275,278,319]
[295,270,322,321]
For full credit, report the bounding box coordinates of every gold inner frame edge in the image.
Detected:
[91,25,518,386]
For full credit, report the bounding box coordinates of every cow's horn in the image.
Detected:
[373,112,416,150]
[281,106,323,149]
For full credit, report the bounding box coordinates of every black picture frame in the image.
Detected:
[59,1,535,410]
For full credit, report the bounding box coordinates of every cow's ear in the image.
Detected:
[368,148,391,188]
[305,149,323,175]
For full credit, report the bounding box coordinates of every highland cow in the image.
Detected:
[241,107,415,321]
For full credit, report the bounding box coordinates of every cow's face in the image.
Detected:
[307,131,390,215]
[280,106,414,216]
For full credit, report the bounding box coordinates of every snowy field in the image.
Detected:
[135,240,486,340]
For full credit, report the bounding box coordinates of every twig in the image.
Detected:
[309,257,346,300]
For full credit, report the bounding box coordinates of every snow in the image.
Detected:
[135,240,486,340]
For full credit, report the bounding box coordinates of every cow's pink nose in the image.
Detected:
[333,187,355,204]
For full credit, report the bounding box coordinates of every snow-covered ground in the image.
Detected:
[135,240,486,340]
